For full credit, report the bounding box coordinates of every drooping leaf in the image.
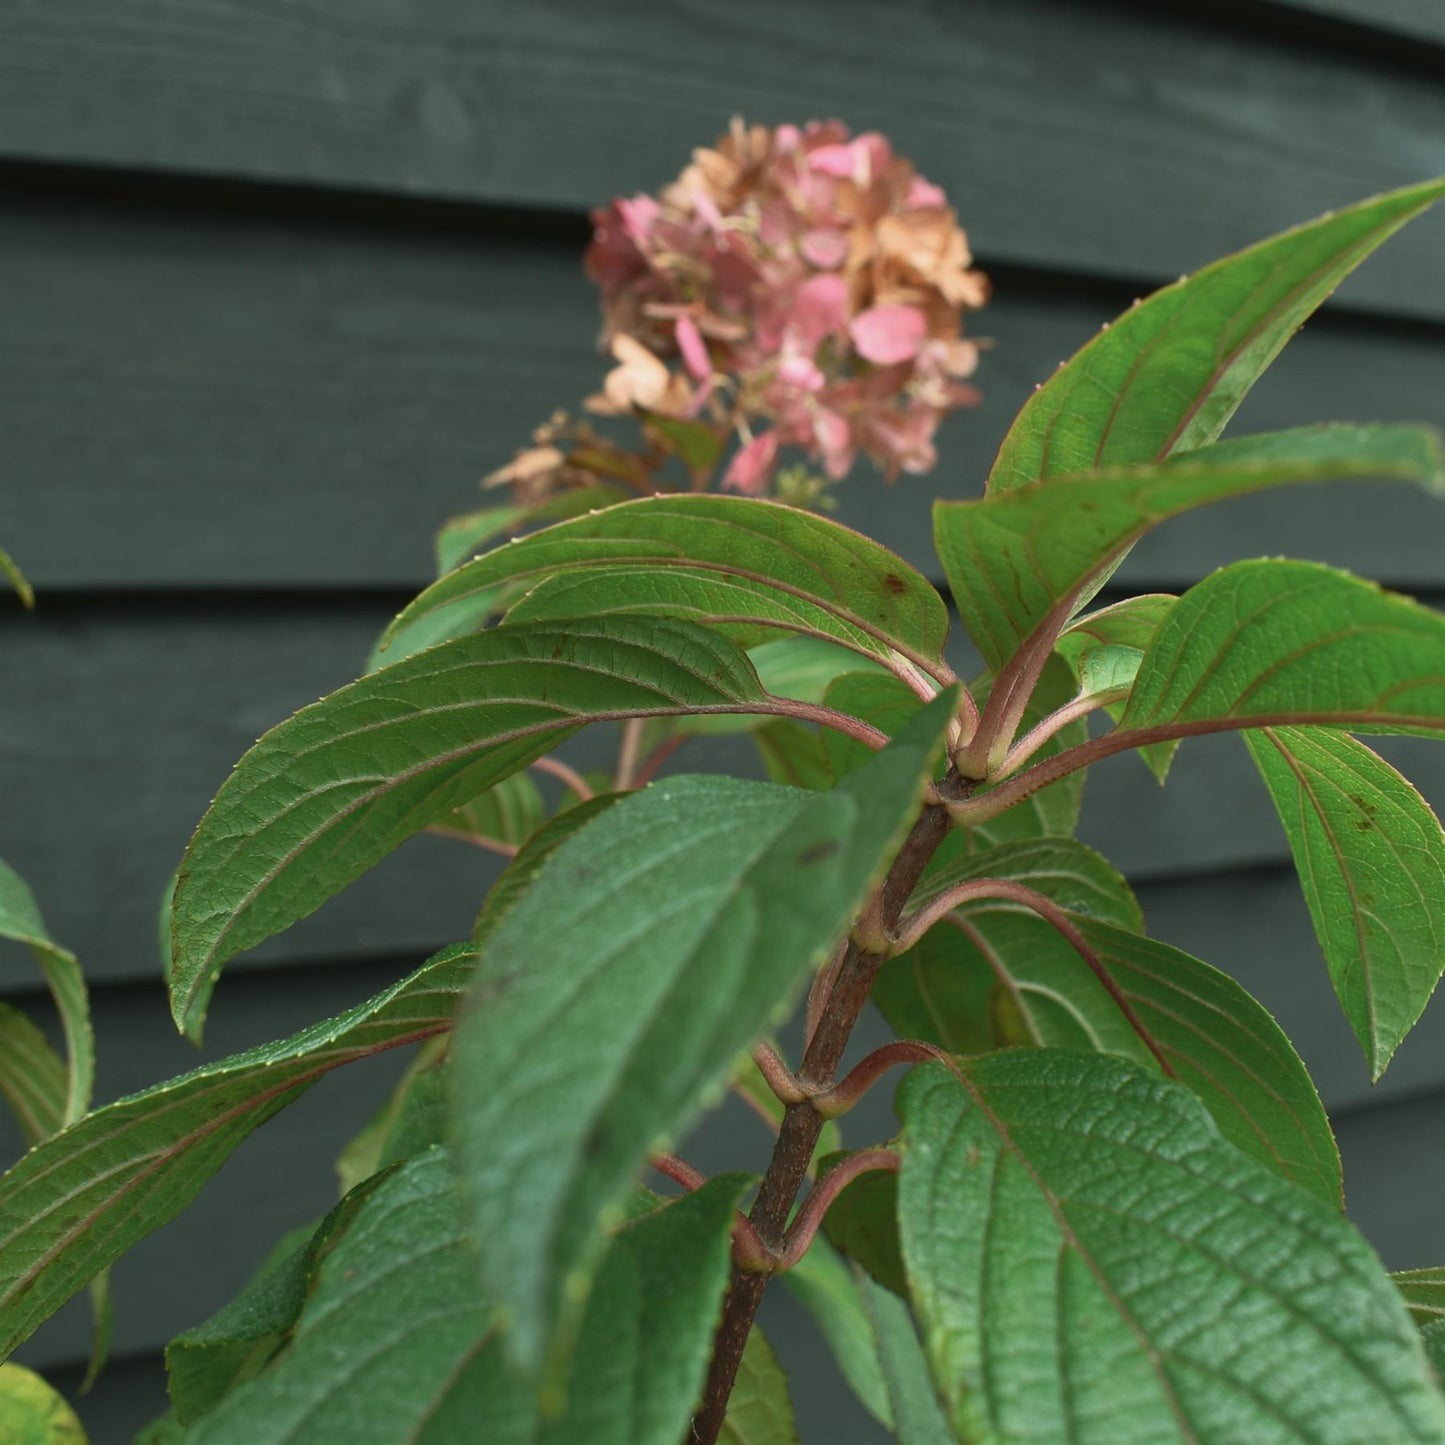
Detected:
[181,1151,747,1445]
[452,694,955,1374]
[435,483,631,576]
[1246,727,1445,1078]
[943,423,1444,671]
[0,1363,86,1443]
[1118,560,1445,751]
[0,944,474,1358]
[0,547,34,610]
[898,1053,1445,1442]
[169,616,776,1037]
[779,1236,892,1429]
[380,494,951,670]
[720,1328,802,1445]
[908,837,1144,932]
[988,181,1445,492]
[430,770,547,852]
[877,909,1341,1208]
[0,1006,66,1147]
[0,860,91,1127]
[857,1274,954,1445]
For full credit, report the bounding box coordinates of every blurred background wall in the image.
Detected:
[2,0,1445,1438]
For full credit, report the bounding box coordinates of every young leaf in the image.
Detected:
[898,1054,1445,1442]
[0,546,34,610]
[877,909,1341,1208]
[1245,727,1445,1078]
[451,694,955,1374]
[0,859,91,1126]
[168,616,776,1037]
[0,1006,66,1147]
[380,494,951,671]
[179,1151,747,1445]
[779,1236,893,1428]
[856,1274,955,1445]
[988,180,1445,491]
[941,422,1445,673]
[0,944,474,1358]
[0,1363,85,1443]
[429,770,546,853]
[720,1328,802,1445]
[335,1036,450,1196]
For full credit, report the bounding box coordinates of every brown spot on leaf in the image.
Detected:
[882,573,907,596]
[798,840,842,866]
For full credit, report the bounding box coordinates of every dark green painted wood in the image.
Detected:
[4,190,1444,591]
[1266,0,1445,46]
[0,1,1442,318]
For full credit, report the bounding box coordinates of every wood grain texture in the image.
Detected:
[5,189,1444,591]
[0,0,1442,317]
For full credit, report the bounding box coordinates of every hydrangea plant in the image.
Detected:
[3,134,1445,1445]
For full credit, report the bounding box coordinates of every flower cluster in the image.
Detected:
[487,119,987,505]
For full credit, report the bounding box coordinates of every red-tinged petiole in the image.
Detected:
[652,1152,776,1272]
[530,754,596,801]
[751,1038,951,1120]
[994,684,1129,778]
[767,1149,901,1272]
[424,825,519,858]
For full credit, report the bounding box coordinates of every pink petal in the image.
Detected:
[807,143,857,178]
[812,408,855,479]
[676,315,711,382]
[788,273,851,347]
[778,351,825,393]
[722,431,780,495]
[850,305,928,365]
[800,228,849,269]
[906,176,947,210]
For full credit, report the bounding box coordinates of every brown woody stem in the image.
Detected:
[689,797,955,1443]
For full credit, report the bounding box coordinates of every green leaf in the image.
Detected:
[822,672,927,782]
[638,409,727,473]
[435,483,631,576]
[182,1152,747,1445]
[335,1036,450,1196]
[720,1329,802,1445]
[380,494,950,670]
[909,837,1144,932]
[942,423,1445,673]
[779,1236,892,1428]
[1396,1268,1445,1331]
[0,1363,86,1444]
[753,720,833,791]
[452,694,955,1374]
[168,616,774,1037]
[856,1274,954,1445]
[898,1053,1445,1443]
[0,860,91,1126]
[0,546,34,610]
[877,911,1341,1208]
[0,1006,66,1147]
[1246,727,1445,1079]
[0,944,473,1358]
[430,770,546,852]
[818,1156,906,1298]
[988,181,1445,492]
[1119,560,1445,750]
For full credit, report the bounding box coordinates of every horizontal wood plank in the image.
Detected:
[0,1,1442,318]
[1265,0,1445,47]
[5,189,1445,592]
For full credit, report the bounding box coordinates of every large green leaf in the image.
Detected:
[0,1007,66,1148]
[168,616,775,1037]
[988,180,1445,492]
[182,1151,746,1445]
[0,1363,85,1444]
[435,482,631,576]
[857,1274,954,1445]
[876,912,1341,1208]
[944,424,1444,674]
[0,944,474,1358]
[452,695,955,1374]
[720,1329,801,1445]
[1120,560,1445,744]
[379,494,950,670]
[897,1053,1445,1442]
[0,860,90,1127]
[1246,727,1445,1079]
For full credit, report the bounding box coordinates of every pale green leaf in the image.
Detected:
[720,1329,802,1445]
[989,181,1445,491]
[857,1274,954,1445]
[435,483,630,576]
[335,1036,450,1196]
[0,859,90,1126]
[1396,1269,1445,1331]
[943,423,1445,672]
[0,547,34,610]
[0,1006,66,1147]
[380,494,950,669]
[0,945,474,1358]
[898,1053,1445,1442]
[430,771,546,852]
[0,1363,86,1443]
[1246,727,1445,1078]
[169,616,774,1037]
[452,694,955,1374]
